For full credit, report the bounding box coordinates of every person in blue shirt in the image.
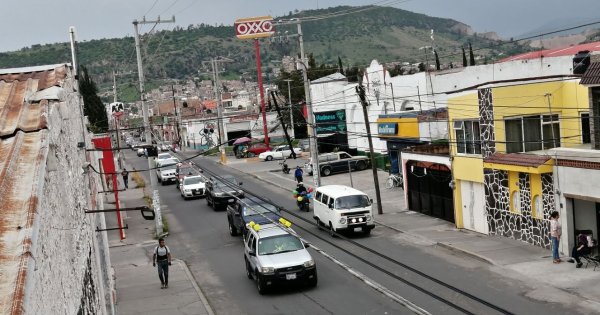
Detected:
[294,166,303,183]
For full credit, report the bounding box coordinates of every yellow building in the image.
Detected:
[448,77,589,248]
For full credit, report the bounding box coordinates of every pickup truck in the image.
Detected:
[306,151,370,177]
[226,197,281,236]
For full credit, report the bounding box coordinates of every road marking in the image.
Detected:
[310,244,431,315]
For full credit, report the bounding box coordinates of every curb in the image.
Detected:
[176,259,215,315]
[373,220,405,234]
[435,242,496,266]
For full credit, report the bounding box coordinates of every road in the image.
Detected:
[125,149,574,315]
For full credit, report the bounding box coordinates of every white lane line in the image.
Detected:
[310,244,431,315]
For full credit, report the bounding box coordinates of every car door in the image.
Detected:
[274,147,284,159]
[281,145,292,157]
[233,203,243,228]
[338,152,354,172]
[246,234,258,270]
[321,194,331,225]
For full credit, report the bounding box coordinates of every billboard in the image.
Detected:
[234,16,275,39]
[314,110,347,135]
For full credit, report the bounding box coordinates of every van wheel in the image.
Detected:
[329,222,337,237]
[315,218,323,230]
[322,167,331,176]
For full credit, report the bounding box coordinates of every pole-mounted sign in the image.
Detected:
[234,16,275,39]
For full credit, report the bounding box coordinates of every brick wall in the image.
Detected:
[22,73,113,314]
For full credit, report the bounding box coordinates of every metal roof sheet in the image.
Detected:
[498,41,600,63]
[484,153,551,168]
[0,64,68,315]
[580,62,600,85]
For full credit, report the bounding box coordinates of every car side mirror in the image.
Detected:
[248,250,256,256]
[370,198,373,204]
[303,242,311,248]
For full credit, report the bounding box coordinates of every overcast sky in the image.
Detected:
[1,0,599,52]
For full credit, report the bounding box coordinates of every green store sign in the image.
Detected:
[314,110,347,134]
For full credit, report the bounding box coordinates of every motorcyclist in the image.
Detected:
[296,182,309,211]
[296,182,307,195]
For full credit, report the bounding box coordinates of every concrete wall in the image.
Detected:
[23,74,112,314]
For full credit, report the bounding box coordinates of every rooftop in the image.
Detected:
[484,152,551,168]
[498,41,600,63]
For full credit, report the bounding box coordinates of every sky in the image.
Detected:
[1,0,600,53]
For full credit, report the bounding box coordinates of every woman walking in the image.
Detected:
[550,211,562,263]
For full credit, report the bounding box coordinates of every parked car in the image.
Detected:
[244,222,317,294]
[227,198,281,236]
[258,145,302,161]
[205,175,244,210]
[306,151,370,176]
[179,175,206,199]
[245,143,272,157]
[159,142,170,152]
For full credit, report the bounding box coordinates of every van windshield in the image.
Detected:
[335,195,370,209]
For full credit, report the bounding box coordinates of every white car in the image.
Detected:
[179,175,206,199]
[258,145,302,161]
[156,161,178,185]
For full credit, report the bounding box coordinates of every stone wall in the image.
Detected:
[22,73,113,314]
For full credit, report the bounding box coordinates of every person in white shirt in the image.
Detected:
[549,211,562,263]
[153,238,172,288]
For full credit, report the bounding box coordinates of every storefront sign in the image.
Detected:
[378,123,397,135]
[314,110,346,134]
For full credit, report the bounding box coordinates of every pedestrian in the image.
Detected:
[569,233,591,268]
[294,166,304,183]
[550,211,562,263]
[153,238,172,289]
[121,168,129,189]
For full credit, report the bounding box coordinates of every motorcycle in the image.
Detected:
[280,158,290,174]
[297,192,310,212]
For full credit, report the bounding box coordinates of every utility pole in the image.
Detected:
[171,85,182,151]
[270,90,296,159]
[356,82,383,215]
[133,16,175,237]
[204,57,233,163]
[284,79,295,139]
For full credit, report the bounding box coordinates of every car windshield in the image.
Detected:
[258,234,304,255]
[335,195,371,209]
[157,154,171,160]
[243,203,278,216]
[178,166,193,174]
[161,164,177,170]
[184,177,204,185]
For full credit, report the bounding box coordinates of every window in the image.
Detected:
[339,153,351,159]
[581,113,591,144]
[454,120,481,154]
[315,191,322,203]
[505,114,560,153]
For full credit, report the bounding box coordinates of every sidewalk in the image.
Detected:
[106,161,213,315]
[207,155,600,310]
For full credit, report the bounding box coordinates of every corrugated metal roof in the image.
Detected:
[0,64,68,315]
[580,62,600,85]
[498,41,600,63]
[484,153,551,167]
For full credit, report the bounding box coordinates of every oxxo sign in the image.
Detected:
[234,16,275,39]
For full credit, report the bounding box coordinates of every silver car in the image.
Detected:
[244,222,317,294]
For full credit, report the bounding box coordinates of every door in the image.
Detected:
[314,191,325,222]
[460,181,488,234]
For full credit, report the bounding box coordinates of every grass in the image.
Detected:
[162,216,169,234]
[132,172,145,188]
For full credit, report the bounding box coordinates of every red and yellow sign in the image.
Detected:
[234,16,275,39]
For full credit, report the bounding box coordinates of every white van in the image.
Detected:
[313,185,374,236]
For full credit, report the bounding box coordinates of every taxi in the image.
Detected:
[243,219,317,294]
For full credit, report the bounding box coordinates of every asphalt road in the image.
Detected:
[125,150,574,315]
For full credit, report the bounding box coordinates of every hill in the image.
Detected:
[0,5,529,102]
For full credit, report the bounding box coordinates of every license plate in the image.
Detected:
[286,273,296,280]
[354,227,363,232]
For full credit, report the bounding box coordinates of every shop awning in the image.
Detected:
[483,153,553,174]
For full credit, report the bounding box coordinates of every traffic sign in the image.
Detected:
[234,16,275,39]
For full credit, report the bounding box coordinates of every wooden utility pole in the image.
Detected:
[270,91,296,159]
[356,82,383,215]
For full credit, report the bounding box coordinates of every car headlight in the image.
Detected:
[184,189,191,193]
[303,260,315,268]
[365,214,372,221]
[339,218,347,224]
[215,192,224,197]
[260,266,275,274]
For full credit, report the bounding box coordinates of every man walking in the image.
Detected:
[121,168,129,189]
[153,238,172,288]
[294,166,304,183]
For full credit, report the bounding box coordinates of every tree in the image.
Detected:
[418,62,426,72]
[79,66,108,133]
[469,42,476,66]
[462,47,467,67]
[434,50,441,70]
[338,56,345,75]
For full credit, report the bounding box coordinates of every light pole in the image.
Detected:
[284,79,295,139]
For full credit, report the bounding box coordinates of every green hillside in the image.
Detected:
[0,5,528,101]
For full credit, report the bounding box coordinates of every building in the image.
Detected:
[0,64,113,314]
[447,76,589,248]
